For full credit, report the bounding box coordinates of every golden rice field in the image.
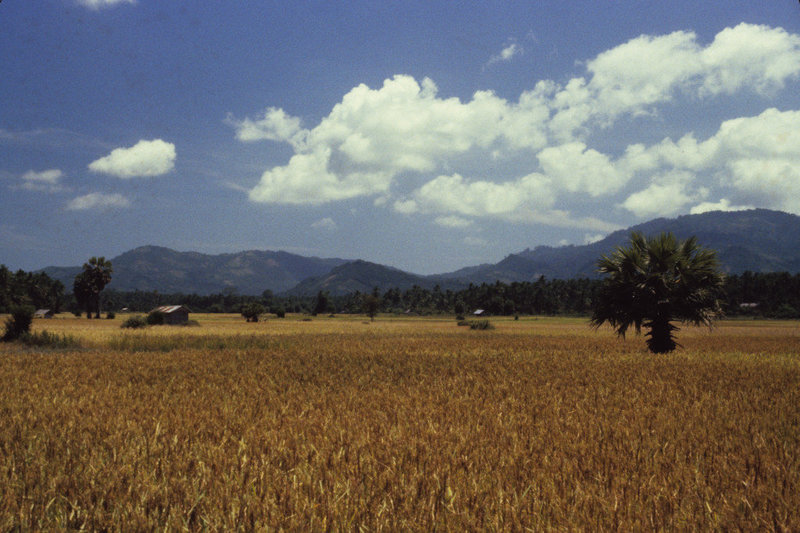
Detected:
[1,314,798,530]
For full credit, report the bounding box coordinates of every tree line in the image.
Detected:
[0,265,65,314]
[87,273,800,319]
[2,267,799,319]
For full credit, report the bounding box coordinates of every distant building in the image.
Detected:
[34,309,54,319]
[150,305,191,325]
[473,309,485,316]
[739,302,759,309]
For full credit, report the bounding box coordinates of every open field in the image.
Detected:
[1,314,799,530]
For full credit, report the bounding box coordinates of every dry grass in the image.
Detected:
[1,315,798,530]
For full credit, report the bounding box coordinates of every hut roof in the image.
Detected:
[150,305,190,314]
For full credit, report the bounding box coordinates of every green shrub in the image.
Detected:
[106,311,116,319]
[20,330,80,349]
[469,319,494,330]
[121,315,148,329]
[241,303,265,322]
[773,304,799,319]
[456,320,470,327]
[2,305,34,341]
[273,306,286,318]
[146,311,165,325]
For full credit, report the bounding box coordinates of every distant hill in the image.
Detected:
[41,209,800,296]
[436,209,800,283]
[42,246,349,295]
[286,260,466,296]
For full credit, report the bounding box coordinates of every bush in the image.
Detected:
[121,315,148,329]
[2,305,34,342]
[469,319,494,330]
[456,320,470,327]
[241,303,265,322]
[146,311,165,325]
[106,311,116,319]
[273,306,286,318]
[20,330,80,349]
[773,304,799,319]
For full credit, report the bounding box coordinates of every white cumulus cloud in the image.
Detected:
[621,171,706,218]
[227,107,307,149]
[402,172,554,219]
[617,108,800,213]
[66,192,130,210]
[537,142,628,196]
[88,139,176,178]
[551,23,800,139]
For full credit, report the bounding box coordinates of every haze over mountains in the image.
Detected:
[41,209,800,296]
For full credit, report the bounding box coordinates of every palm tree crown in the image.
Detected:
[591,232,724,353]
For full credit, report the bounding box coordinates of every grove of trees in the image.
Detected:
[0,265,64,313]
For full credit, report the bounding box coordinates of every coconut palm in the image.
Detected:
[591,232,724,353]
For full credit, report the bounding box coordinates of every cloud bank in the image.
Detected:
[89,139,176,178]
[231,23,800,230]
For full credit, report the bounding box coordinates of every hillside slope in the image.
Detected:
[43,246,349,295]
[437,209,800,283]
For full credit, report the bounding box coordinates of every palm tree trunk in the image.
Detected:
[646,307,678,353]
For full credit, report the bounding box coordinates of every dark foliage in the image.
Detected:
[2,305,35,342]
[121,316,148,329]
[591,232,725,353]
[81,270,799,320]
[0,265,64,314]
[73,257,113,319]
[241,303,265,322]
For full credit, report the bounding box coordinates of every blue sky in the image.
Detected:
[2,1,799,275]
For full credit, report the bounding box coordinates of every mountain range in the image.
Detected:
[41,209,800,296]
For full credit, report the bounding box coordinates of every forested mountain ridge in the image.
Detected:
[39,209,800,296]
[436,209,800,283]
[42,246,349,295]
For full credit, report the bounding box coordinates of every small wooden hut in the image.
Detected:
[150,305,191,325]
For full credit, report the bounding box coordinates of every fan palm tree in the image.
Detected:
[591,232,724,353]
[73,256,113,318]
